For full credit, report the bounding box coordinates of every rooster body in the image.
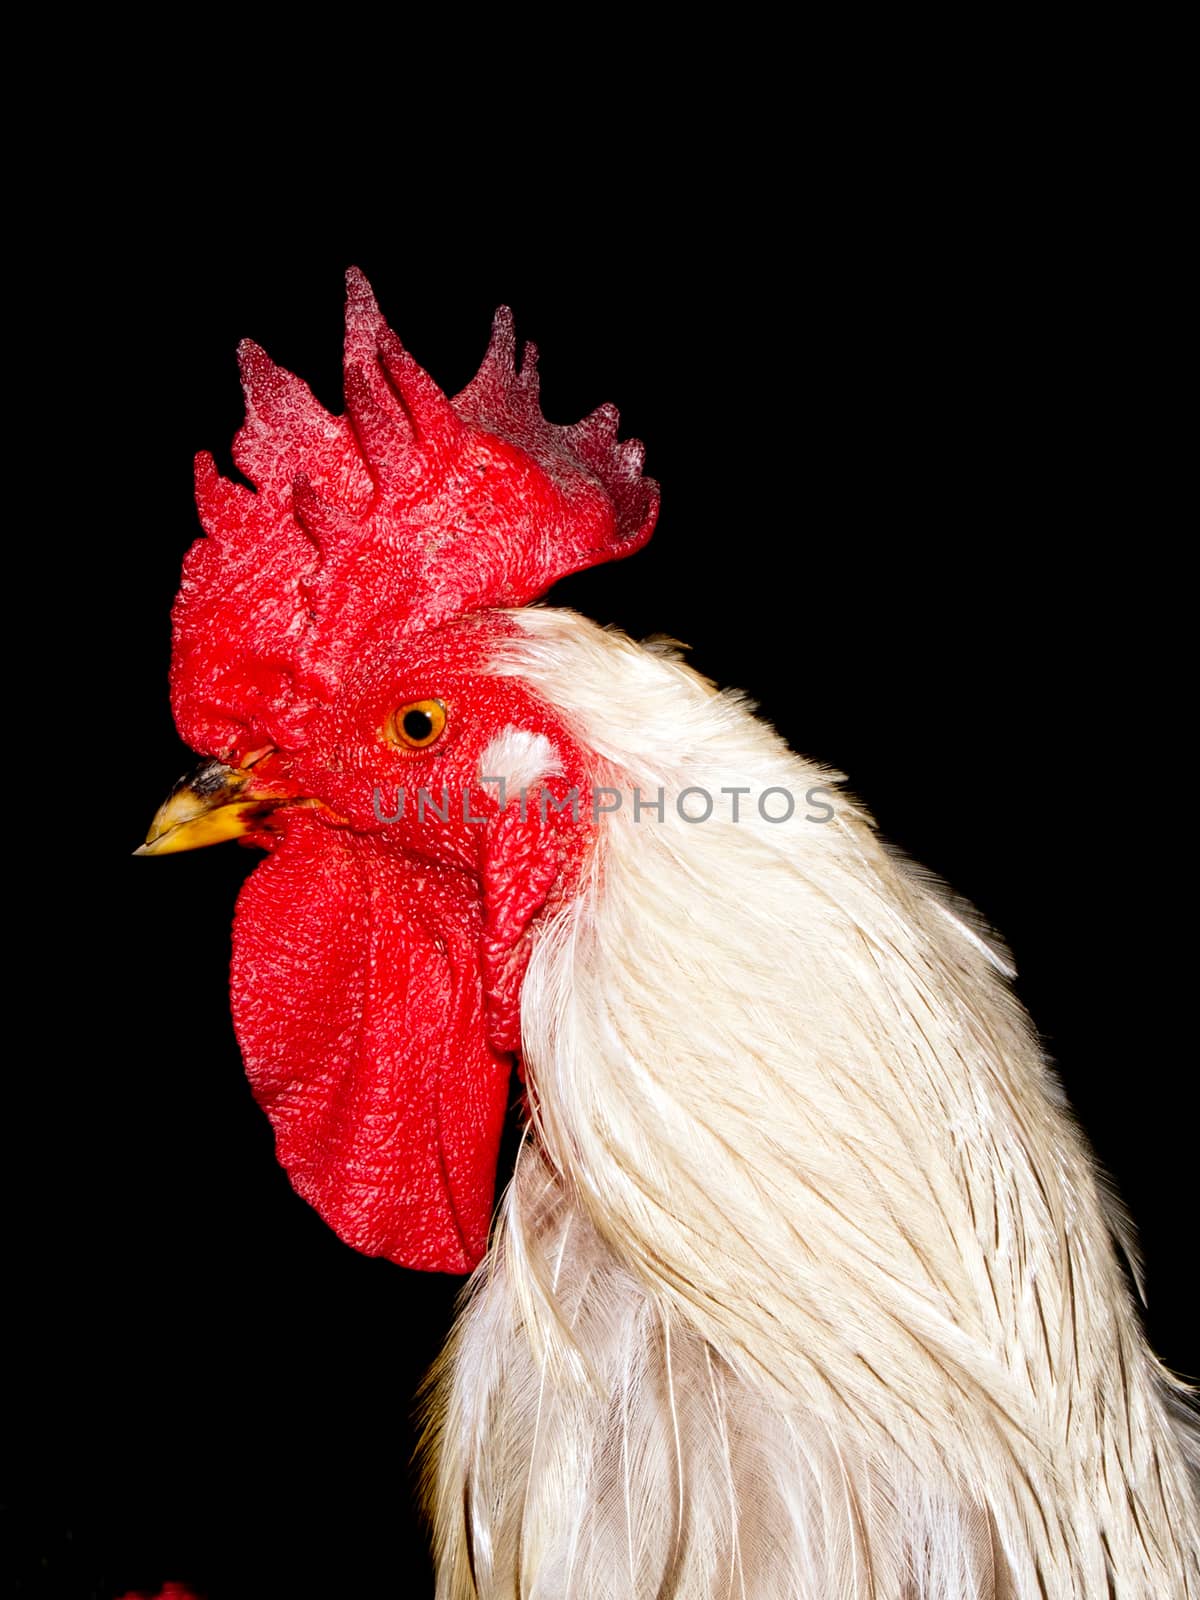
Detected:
[143,274,1199,1598]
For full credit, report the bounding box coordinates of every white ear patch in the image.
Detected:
[478,727,564,803]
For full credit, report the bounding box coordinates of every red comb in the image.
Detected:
[170,268,659,757]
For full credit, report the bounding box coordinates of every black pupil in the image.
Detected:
[403,708,435,743]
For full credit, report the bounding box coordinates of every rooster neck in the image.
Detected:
[421,606,1200,1598]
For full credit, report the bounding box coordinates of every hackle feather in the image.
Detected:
[422,607,1199,1599]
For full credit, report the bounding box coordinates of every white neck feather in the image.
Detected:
[424,607,1199,1600]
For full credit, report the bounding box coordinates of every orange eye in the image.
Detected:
[392,699,447,749]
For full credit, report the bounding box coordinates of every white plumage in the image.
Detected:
[423,606,1199,1598]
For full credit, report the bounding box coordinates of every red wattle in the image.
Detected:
[231,813,510,1273]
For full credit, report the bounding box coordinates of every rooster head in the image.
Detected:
[140,269,658,1273]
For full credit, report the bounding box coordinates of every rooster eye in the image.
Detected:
[392,699,447,749]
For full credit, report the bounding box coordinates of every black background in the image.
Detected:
[11,90,1193,1599]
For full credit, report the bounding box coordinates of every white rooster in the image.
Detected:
[140,269,1199,1598]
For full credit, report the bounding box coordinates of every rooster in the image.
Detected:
[140,269,1199,1599]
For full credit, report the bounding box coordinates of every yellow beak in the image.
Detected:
[135,759,287,856]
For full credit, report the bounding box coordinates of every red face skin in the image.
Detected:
[224,614,592,1274]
